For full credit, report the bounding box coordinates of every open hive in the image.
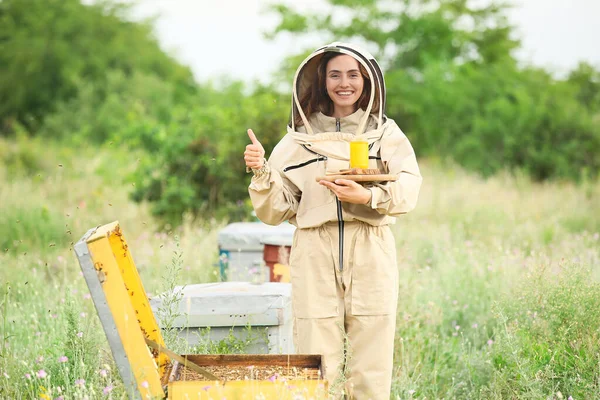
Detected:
[74,221,328,399]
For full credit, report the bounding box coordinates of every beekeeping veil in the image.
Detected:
[287,42,388,159]
[290,42,386,133]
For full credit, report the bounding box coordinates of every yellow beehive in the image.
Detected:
[74,221,328,399]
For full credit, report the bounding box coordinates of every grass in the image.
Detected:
[0,136,599,399]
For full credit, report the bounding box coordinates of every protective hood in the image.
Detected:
[290,42,387,136]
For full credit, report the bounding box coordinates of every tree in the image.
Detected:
[0,0,196,134]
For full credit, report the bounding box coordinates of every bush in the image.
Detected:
[126,82,290,226]
[387,61,600,181]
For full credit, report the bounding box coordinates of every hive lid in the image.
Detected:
[218,221,295,251]
[74,221,168,399]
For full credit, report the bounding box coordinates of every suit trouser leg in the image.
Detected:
[291,223,398,399]
[291,224,347,397]
[344,313,397,399]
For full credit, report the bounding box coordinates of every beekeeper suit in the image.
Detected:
[248,42,422,399]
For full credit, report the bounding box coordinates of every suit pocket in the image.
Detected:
[350,225,398,316]
[290,228,338,318]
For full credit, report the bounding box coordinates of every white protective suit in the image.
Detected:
[248,42,422,399]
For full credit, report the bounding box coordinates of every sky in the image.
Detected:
[131,0,600,83]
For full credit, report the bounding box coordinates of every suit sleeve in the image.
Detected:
[367,123,422,216]
[248,143,301,226]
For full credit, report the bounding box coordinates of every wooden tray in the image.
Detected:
[316,174,397,182]
[316,168,396,183]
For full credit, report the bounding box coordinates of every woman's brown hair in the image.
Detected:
[294,52,380,127]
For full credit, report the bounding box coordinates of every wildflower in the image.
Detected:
[103,385,113,395]
[55,396,64,400]
[141,381,149,389]
[99,369,108,377]
[568,396,574,400]
[487,339,494,346]
[455,325,460,331]
[50,314,58,319]
[25,373,31,379]
[83,294,91,300]
[203,385,211,391]
[37,369,48,378]
[3,372,9,379]
[77,332,83,338]
[80,312,86,318]
[409,389,416,395]
[36,356,44,363]
[472,323,478,329]
[268,373,279,383]
[75,379,85,386]
[58,356,68,363]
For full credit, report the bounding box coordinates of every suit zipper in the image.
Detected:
[335,118,345,280]
[283,157,325,172]
[283,145,328,172]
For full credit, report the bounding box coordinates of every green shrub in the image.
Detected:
[127,82,289,226]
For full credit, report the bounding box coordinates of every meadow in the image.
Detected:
[1,135,599,399]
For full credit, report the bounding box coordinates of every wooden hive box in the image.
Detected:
[74,221,328,399]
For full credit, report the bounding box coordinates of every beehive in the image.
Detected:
[74,221,327,399]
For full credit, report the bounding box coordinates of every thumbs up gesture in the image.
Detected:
[244,129,266,169]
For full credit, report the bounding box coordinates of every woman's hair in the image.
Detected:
[294,52,380,127]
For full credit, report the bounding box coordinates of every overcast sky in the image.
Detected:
[132,0,600,83]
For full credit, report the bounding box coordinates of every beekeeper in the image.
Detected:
[244,42,422,399]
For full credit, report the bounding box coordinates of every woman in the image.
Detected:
[244,42,422,399]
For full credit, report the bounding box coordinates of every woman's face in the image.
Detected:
[325,55,364,117]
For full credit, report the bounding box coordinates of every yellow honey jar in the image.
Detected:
[350,140,369,169]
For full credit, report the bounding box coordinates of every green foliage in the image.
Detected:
[0,204,69,253]
[192,325,268,355]
[156,236,188,351]
[0,0,195,133]
[482,265,600,398]
[388,61,600,180]
[2,0,599,222]
[126,82,289,226]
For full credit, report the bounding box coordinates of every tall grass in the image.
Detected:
[0,136,599,399]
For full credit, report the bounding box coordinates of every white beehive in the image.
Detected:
[150,282,295,354]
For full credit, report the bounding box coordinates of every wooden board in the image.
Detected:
[316,174,397,183]
[184,354,322,368]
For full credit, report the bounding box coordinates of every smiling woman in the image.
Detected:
[243,42,422,399]
[294,52,380,127]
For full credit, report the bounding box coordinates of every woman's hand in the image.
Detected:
[244,129,265,169]
[319,179,372,205]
